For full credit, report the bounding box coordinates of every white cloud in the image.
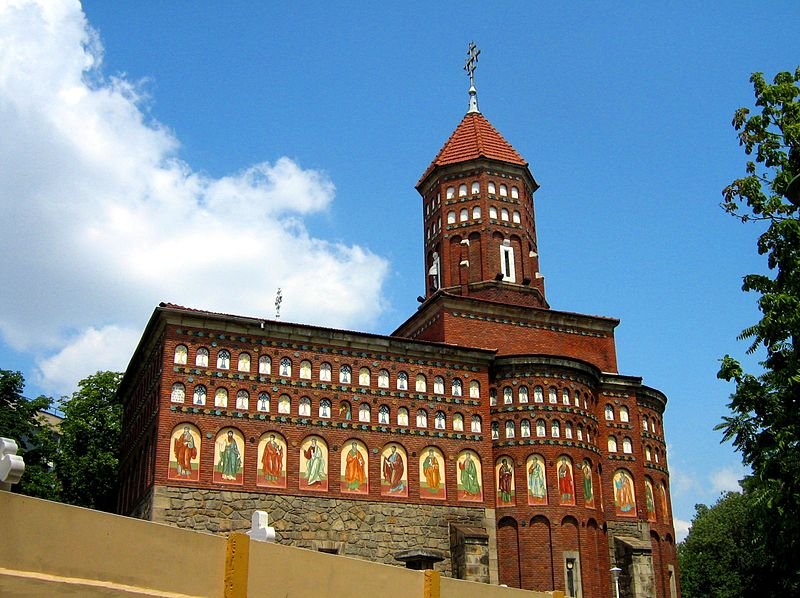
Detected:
[0,0,389,395]
[710,466,745,494]
[674,518,691,543]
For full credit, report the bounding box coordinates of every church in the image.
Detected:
[117,48,679,598]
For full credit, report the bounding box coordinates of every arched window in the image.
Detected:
[623,437,633,454]
[339,365,352,384]
[397,407,409,426]
[500,208,510,221]
[446,186,455,199]
[471,181,480,194]
[472,206,481,219]
[503,386,513,404]
[453,413,464,431]
[435,411,446,430]
[519,386,529,403]
[452,378,463,396]
[574,393,581,407]
[511,186,519,199]
[378,369,390,388]
[359,367,371,386]
[278,394,291,414]
[339,400,351,419]
[469,380,480,398]
[193,385,206,406]
[258,355,271,375]
[505,421,515,438]
[499,184,508,197]
[459,208,468,222]
[491,422,499,440]
[415,374,427,393]
[536,419,546,437]
[217,350,230,370]
[645,446,652,461]
[257,392,270,412]
[512,210,521,224]
[379,404,390,424]
[319,362,332,382]
[171,383,185,403]
[416,409,428,428]
[300,360,312,379]
[279,358,291,377]
[534,386,544,403]
[471,415,482,433]
[433,376,445,395]
[214,388,228,408]
[458,183,468,197]
[520,419,531,437]
[605,405,615,421]
[565,422,573,439]
[551,420,561,438]
[549,387,558,404]
[488,181,496,194]
[642,416,649,432]
[577,425,584,441]
[587,429,592,443]
[236,390,249,410]
[562,389,570,405]
[196,348,209,367]
[489,206,498,219]
[238,353,251,372]
[174,345,188,365]
[490,388,498,406]
[397,371,408,390]
[359,403,370,422]
[608,436,618,452]
[319,399,331,418]
[620,406,630,423]
[654,448,660,463]
[447,211,456,224]
[298,397,311,416]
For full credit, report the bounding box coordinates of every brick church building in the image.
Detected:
[118,59,679,598]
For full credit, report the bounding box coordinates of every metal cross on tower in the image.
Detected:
[464,42,481,113]
[274,288,283,320]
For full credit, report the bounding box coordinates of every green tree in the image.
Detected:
[717,67,800,593]
[55,371,122,511]
[0,369,60,499]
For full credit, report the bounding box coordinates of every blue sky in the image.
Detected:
[1,0,798,539]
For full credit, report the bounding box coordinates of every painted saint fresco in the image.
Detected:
[495,457,515,507]
[257,432,286,488]
[341,439,369,494]
[299,435,328,491]
[557,456,575,506]
[457,450,483,502]
[213,428,244,484]
[659,482,669,521]
[645,478,657,522]
[526,454,547,505]
[381,443,408,497]
[613,470,636,516]
[169,423,200,481]
[419,446,446,500]
[582,459,595,508]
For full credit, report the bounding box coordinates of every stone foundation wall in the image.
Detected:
[148,485,492,579]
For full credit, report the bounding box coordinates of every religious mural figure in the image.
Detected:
[257,432,286,488]
[527,454,547,505]
[381,444,407,496]
[300,436,328,491]
[457,450,482,502]
[582,460,595,508]
[557,457,575,505]
[339,401,351,420]
[496,457,514,506]
[613,470,636,516]
[659,482,669,521]
[214,428,243,484]
[169,424,200,481]
[645,479,657,522]
[341,440,368,494]
[419,447,445,499]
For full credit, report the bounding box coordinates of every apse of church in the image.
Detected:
[118,45,679,598]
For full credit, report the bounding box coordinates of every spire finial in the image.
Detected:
[464,42,481,113]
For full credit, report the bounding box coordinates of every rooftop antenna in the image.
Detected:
[464,41,481,114]
[274,288,283,320]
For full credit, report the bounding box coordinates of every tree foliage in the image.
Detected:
[0,369,60,499]
[716,67,800,593]
[55,371,123,512]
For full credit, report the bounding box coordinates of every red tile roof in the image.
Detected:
[418,112,527,186]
